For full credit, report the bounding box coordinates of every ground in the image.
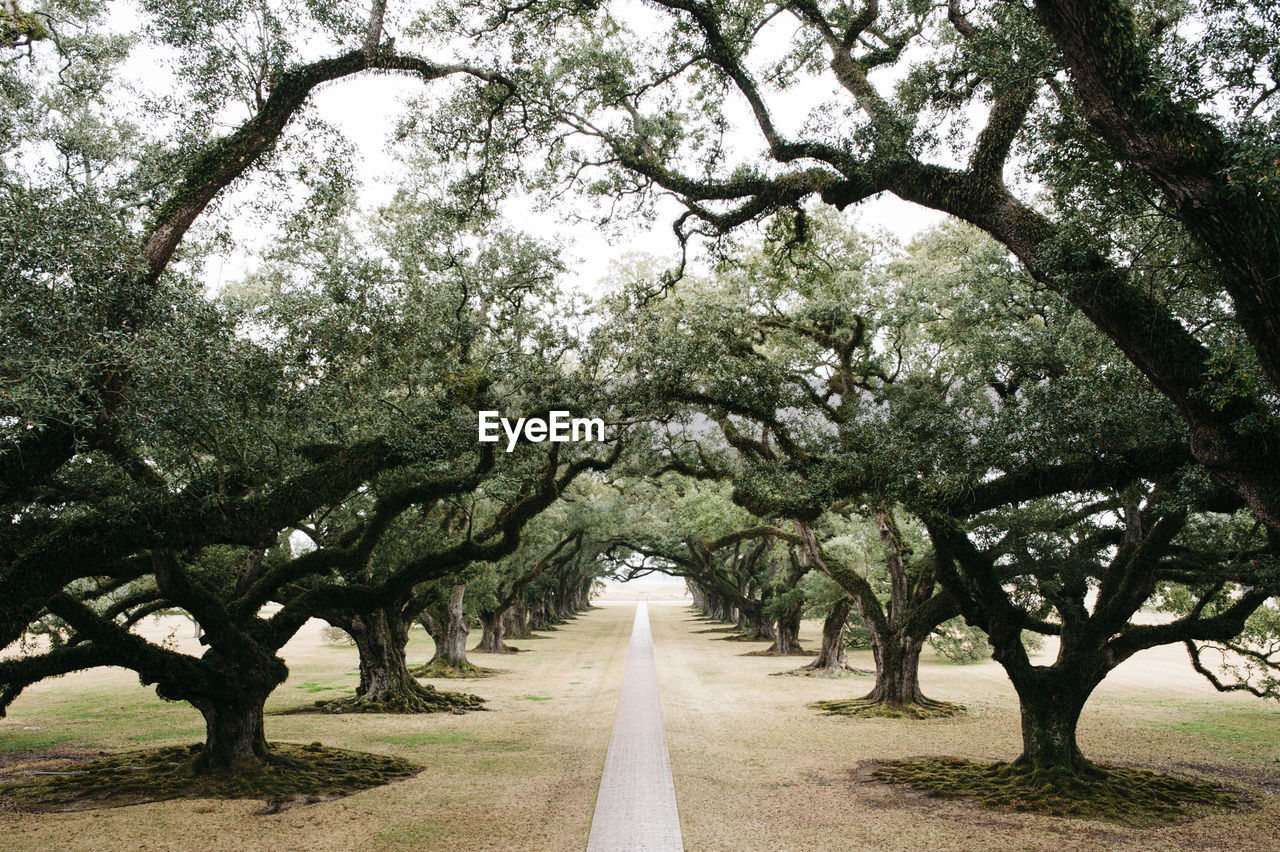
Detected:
[1,581,1277,850]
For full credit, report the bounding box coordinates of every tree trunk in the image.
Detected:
[325,607,484,713]
[190,685,271,773]
[864,632,928,705]
[414,585,493,677]
[508,603,534,639]
[1005,665,1099,773]
[438,584,470,666]
[738,606,775,641]
[769,600,805,654]
[798,599,861,675]
[474,606,518,654]
[815,628,959,716]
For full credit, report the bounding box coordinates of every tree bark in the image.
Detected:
[739,605,775,641]
[864,632,928,705]
[474,606,518,654]
[350,609,411,701]
[437,584,471,667]
[798,598,860,675]
[414,584,493,678]
[324,605,484,713]
[769,603,805,654]
[1015,687,1090,772]
[189,685,271,773]
[508,603,535,639]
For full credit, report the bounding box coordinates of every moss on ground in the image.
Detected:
[410,661,500,679]
[314,683,486,714]
[871,757,1242,824]
[772,664,873,678]
[0,742,420,812]
[812,698,965,719]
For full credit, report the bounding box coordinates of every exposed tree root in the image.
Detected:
[316,681,486,714]
[410,660,500,679]
[743,647,814,657]
[471,641,526,654]
[869,757,1243,824]
[773,661,873,678]
[0,743,420,812]
[811,697,965,718]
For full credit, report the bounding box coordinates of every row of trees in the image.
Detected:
[593,214,1278,773]
[0,0,634,772]
[1,0,1277,797]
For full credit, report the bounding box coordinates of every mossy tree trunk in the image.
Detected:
[323,603,484,713]
[415,584,488,677]
[1011,671,1094,772]
[165,644,288,774]
[739,604,775,641]
[189,682,273,773]
[508,603,534,639]
[864,631,927,705]
[437,584,471,666]
[348,609,413,702]
[798,516,959,716]
[772,607,803,654]
[475,606,516,654]
[768,550,806,654]
[528,598,553,631]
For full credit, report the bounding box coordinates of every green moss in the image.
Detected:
[1,10,48,44]
[871,757,1241,824]
[314,683,485,715]
[293,681,342,693]
[515,695,552,702]
[0,742,420,812]
[811,698,965,719]
[410,661,500,679]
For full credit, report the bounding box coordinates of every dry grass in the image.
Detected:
[1,597,1278,850]
[0,608,633,851]
[648,603,1280,851]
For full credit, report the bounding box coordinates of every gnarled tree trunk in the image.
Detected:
[323,605,484,713]
[474,605,519,654]
[415,585,492,677]
[166,649,287,774]
[189,683,272,773]
[796,598,863,676]
[864,631,927,705]
[507,603,535,639]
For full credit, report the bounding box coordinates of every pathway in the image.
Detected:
[585,601,684,851]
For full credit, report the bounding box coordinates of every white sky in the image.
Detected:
[297,76,944,299]
[142,0,955,299]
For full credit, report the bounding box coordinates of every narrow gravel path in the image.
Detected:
[585,601,684,851]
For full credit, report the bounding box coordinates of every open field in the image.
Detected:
[3,599,1279,851]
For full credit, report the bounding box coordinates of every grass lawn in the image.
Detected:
[2,595,1278,851]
